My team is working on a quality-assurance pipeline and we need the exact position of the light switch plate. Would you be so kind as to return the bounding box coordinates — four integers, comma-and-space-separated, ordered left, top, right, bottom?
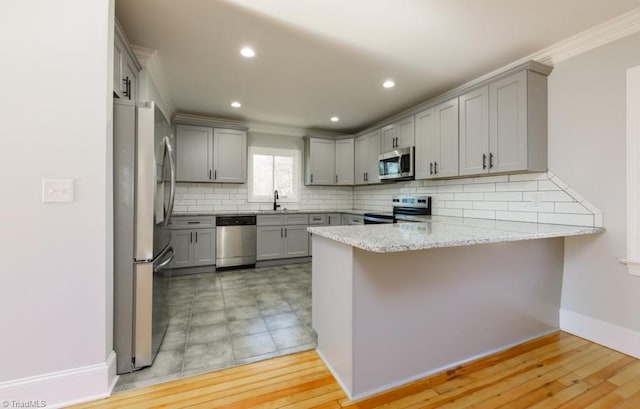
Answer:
42, 179, 74, 203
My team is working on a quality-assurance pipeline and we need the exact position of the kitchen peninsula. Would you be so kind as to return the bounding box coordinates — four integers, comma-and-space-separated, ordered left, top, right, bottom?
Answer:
308, 217, 603, 400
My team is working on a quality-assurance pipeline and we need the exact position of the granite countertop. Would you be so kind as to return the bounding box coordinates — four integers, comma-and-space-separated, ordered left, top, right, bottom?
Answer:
172, 209, 370, 217
307, 216, 604, 253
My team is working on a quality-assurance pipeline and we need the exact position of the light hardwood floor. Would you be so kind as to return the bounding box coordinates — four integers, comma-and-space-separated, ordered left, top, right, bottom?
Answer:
72, 331, 640, 408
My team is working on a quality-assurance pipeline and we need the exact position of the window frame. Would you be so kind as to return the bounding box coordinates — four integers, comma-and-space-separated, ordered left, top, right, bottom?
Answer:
247, 146, 301, 203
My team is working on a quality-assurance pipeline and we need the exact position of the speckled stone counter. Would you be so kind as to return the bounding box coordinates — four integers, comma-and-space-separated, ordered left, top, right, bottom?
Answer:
172, 209, 369, 217
307, 216, 603, 253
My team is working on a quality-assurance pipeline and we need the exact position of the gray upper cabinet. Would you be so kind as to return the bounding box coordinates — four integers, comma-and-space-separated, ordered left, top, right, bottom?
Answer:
176, 125, 213, 182
415, 98, 459, 180
305, 137, 335, 185
382, 116, 415, 151
459, 68, 548, 176
176, 125, 247, 183
113, 19, 140, 101
334, 139, 354, 185
459, 86, 490, 176
305, 137, 354, 186
489, 70, 547, 173
213, 128, 247, 183
354, 129, 381, 184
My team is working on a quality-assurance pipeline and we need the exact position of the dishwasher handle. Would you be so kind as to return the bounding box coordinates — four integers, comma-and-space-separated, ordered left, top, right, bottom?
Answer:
216, 215, 256, 226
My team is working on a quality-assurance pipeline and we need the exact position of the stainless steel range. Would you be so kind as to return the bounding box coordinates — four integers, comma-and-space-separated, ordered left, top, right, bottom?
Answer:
363, 195, 432, 224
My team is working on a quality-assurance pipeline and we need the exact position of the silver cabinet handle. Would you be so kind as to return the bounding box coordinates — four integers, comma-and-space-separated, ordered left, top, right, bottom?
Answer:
489, 153, 494, 169
209, 169, 212, 180
310, 174, 314, 183
482, 154, 487, 170
430, 162, 433, 175
190, 232, 193, 243
284, 228, 287, 238
214, 169, 217, 179
195, 231, 198, 242
434, 162, 438, 174
280, 228, 283, 238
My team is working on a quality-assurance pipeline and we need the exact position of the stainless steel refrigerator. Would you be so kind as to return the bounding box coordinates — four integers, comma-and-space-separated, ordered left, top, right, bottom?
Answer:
113, 99, 176, 374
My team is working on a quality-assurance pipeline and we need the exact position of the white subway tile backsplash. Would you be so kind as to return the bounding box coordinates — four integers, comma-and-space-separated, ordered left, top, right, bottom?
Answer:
176, 172, 600, 228
473, 201, 509, 211
446, 201, 473, 209
463, 183, 496, 193
522, 191, 573, 202
508, 201, 555, 213
463, 209, 495, 219
537, 180, 561, 191
495, 181, 538, 192
484, 192, 523, 201
495, 211, 538, 223
538, 213, 594, 227
437, 185, 464, 193
435, 208, 464, 217
454, 192, 484, 201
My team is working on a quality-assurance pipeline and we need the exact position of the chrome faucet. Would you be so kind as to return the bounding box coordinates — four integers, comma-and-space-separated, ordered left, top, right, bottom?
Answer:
273, 190, 280, 211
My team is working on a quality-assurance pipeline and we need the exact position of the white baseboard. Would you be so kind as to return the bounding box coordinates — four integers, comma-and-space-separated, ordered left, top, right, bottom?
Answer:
0, 351, 118, 409
560, 308, 640, 359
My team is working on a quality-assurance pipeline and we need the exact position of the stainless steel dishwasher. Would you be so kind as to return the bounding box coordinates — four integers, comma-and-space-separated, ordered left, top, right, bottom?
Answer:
216, 215, 257, 268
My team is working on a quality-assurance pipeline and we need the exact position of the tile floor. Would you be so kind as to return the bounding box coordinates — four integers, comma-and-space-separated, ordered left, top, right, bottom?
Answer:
114, 262, 315, 392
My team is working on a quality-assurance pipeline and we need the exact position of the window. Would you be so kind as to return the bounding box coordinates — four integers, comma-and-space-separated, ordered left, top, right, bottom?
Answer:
248, 146, 301, 202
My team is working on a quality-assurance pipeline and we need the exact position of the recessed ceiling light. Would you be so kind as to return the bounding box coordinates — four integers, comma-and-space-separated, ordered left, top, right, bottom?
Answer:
383, 80, 395, 88
240, 47, 255, 58
330, 116, 339, 122
231, 101, 242, 108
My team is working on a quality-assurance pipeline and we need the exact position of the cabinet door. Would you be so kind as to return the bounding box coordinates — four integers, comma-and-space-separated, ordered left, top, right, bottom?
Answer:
434, 98, 459, 178
213, 128, 247, 183
176, 125, 213, 182
256, 226, 284, 261
414, 107, 435, 180
335, 139, 354, 185
113, 35, 125, 98
396, 116, 415, 148
308, 138, 335, 185
354, 134, 368, 184
490, 71, 528, 173
284, 226, 309, 258
122, 57, 138, 101
381, 124, 397, 151
192, 228, 216, 266
327, 213, 342, 225
367, 129, 382, 184
459, 86, 489, 176
170, 230, 193, 269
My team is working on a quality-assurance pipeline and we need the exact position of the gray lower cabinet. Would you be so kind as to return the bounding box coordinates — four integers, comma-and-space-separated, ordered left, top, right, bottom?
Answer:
257, 225, 309, 261
342, 214, 364, 225
170, 223, 216, 269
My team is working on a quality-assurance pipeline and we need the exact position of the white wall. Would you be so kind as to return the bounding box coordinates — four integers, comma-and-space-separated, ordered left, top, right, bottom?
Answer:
548, 32, 640, 339
0, 0, 115, 405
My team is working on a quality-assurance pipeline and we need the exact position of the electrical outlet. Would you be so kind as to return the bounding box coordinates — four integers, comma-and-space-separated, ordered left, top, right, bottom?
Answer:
42, 179, 74, 203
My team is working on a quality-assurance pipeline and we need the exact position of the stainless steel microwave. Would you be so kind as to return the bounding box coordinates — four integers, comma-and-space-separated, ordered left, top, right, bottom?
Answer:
378, 146, 414, 181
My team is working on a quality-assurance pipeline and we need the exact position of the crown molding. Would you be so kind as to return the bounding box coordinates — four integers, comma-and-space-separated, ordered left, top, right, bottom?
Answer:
114, 18, 141, 72
173, 112, 348, 138
131, 45, 176, 118
355, 6, 640, 136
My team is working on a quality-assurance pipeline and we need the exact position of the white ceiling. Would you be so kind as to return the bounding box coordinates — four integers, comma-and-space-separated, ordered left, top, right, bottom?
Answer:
115, 0, 640, 133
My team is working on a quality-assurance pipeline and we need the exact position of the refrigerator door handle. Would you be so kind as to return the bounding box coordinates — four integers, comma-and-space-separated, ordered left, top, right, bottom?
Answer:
154, 247, 175, 271
163, 136, 177, 227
